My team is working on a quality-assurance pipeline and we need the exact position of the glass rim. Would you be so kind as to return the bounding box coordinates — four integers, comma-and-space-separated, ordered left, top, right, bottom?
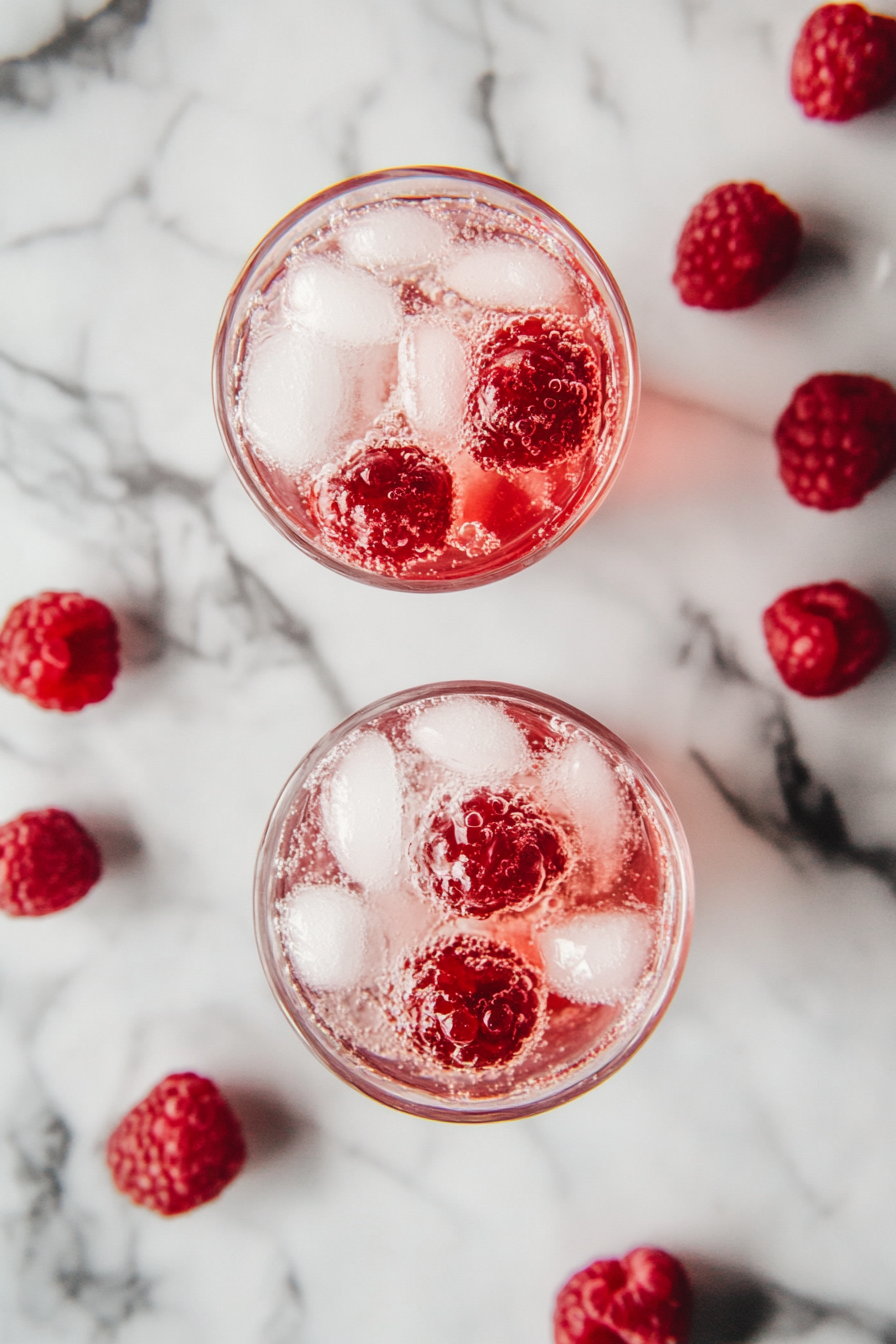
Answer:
213, 166, 640, 593
254, 679, 693, 1123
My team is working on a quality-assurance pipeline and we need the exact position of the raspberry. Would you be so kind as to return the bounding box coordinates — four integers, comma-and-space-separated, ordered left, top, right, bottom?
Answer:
554, 1247, 692, 1344
791, 4, 896, 121
312, 438, 453, 575
107, 1072, 246, 1216
0, 808, 102, 917
466, 314, 601, 471
775, 373, 896, 510
763, 581, 889, 696
0, 591, 119, 712
401, 933, 544, 1069
672, 182, 802, 311
416, 789, 566, 917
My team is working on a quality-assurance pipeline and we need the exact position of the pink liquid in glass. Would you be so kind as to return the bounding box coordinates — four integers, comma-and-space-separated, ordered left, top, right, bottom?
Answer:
214, 169, 638, 591
255, 683, 692, 1121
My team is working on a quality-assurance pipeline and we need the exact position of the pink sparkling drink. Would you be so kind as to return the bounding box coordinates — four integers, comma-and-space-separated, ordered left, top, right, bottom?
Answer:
213, 168, 639, 591
255, 683, 692, 1121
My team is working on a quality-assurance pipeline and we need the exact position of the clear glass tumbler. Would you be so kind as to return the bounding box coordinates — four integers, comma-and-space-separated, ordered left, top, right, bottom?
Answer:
255, 681, 692, 1122
214, 167, 639, 592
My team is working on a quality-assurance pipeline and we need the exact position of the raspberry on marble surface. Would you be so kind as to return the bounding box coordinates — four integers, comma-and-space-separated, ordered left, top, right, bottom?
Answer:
763, 581, 889, 697
466, 314, 601, 471
0, 809, 102, 917
401, 933, 543, 1069
0, 591, 119, 711
672, 182, 802, 311
107, 1073, 246, 1216
791, 4, 896, 121
775, 372, 896, 510
312, 438, 453, 574
554, 1246, 692, 1344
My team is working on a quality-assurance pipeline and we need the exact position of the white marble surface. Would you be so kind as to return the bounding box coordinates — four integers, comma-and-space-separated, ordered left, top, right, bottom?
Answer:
1, 1, 896, 1340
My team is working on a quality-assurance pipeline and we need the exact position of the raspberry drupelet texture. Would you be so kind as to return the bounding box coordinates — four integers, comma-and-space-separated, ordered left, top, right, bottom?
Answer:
775, 373, 896, 511
417, 789, 566, 917
106, 1073, 246, 1216
763, 581, 889, 697
672, 182, 802, 311
0, 809, 102, 917
312, 438, 453, 575
0, 592, 119, 711
467, 314, 602, 471
791, 4, 896, 121
402, 933, 544, 1069
554, 1247, 692, 1344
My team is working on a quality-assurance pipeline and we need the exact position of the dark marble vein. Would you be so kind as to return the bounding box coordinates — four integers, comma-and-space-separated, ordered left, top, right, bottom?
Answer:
0, 348, 350, 717
0, 0, 151, 110
8, 1106, 151, 1333
473, 68, 518, 182
264, 1271, 306, 1344
681, 606, 896, 893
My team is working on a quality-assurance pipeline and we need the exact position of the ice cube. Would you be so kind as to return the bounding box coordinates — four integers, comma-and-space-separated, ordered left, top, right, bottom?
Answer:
410, 696, 529, 778
442, 240, 571, 310
286, 259, 401, 347
544, 739, 627, 885
341, 205, 449, 272
537, 910, 655, 1006
322, 731, 403, 888
241, 327, 346, 470
281, 884, 369, 992
398, 320, 468, 445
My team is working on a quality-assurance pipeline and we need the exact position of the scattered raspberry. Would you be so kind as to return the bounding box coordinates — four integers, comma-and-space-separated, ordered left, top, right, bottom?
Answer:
467, 314, 601, 471
0, 808, 102, 917
672, 182, 802, 311
0, 592, 119, 712
554, 1247, 692, 1344
312, 438, 453, 575
402, 933, 543, 1069
775, 372, 896, 510
417, 789, 566, 917
791, 4, 896, 121
763, 581, 889, 696
107, 1072, 246, 1216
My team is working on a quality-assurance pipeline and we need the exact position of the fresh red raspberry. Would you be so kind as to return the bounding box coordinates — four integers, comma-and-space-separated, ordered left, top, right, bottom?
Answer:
763, 581, 889, 696
401, 933, 544, 1069
672, 182, 802, 311
0, 808, 102, 917
416, 789, 566, 917
775, 372, 896, 510
554, 1247, 692, 1344
0, 591, 119, 712
107, 1073, 246, 1216
791, 4, 896, 121
466, 314, 602, 471
312, 438, 453, 575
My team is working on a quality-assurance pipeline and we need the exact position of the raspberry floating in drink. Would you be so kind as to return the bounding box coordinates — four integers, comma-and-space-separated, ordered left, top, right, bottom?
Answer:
467, 314, 601, 472
554, 1246, 692, 1344
0, 808, 102, 917
417, 788, 566, 917
673, 181, 801, 311
775, 373, 896, 511
791, 4, 896, 122
763, 581, 889, 697
256, 683, 692, 1120
214, 169, 638, 590
312, 437, 454, 575
0, 591, 119, 712
403, 933, 544, 1069
106, 1072, 246, 1216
